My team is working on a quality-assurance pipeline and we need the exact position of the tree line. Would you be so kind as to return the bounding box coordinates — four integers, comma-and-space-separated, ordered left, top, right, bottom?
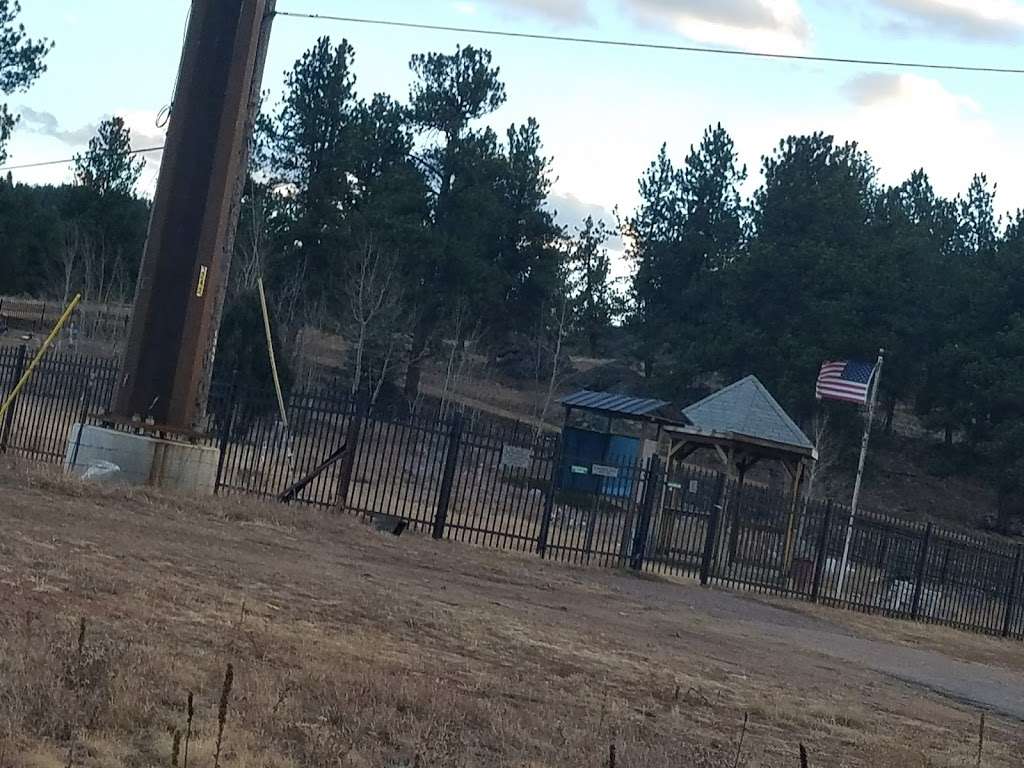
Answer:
4, 13, 1024, 527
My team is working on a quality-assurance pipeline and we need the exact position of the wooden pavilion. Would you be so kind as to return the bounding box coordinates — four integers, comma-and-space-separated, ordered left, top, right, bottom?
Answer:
657, 375, 817, 570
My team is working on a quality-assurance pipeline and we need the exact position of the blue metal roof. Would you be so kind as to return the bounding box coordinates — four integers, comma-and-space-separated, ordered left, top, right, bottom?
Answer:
560, 390, 682, 421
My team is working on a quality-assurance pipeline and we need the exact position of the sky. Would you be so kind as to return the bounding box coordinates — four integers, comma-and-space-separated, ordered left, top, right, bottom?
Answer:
8, 0, 1024, 258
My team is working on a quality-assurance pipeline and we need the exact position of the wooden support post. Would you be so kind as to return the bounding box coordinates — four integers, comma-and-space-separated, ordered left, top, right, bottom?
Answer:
726, 465, 748, 564
700, 473, 728, 586
782, 460, 805, 574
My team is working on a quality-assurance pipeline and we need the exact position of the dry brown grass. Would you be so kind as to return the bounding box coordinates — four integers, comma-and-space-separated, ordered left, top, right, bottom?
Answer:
0, 458, 1021, 767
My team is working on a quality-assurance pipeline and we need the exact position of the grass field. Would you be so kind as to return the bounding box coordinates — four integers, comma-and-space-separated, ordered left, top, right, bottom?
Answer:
1, 458, 1022, 767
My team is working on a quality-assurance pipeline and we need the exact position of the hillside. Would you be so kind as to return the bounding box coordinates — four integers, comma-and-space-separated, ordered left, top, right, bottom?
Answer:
408, 353, 1003, 535
0, 300, 1006, 535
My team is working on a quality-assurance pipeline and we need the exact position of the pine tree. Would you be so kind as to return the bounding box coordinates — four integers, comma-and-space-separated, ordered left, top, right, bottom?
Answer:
74, 117, 144, 196
0, 0, 52, 163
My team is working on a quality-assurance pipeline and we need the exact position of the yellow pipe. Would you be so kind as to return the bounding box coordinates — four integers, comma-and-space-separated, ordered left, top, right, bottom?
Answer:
257, 277, 288, 429
0, 293, 82, 423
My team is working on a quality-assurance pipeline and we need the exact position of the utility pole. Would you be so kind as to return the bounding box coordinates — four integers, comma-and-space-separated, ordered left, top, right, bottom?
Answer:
113, 0, 276, 432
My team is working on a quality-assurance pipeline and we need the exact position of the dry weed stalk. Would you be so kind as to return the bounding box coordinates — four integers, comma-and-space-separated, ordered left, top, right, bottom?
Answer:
976, 712, 986, 768
731, 713, 748, 768
213, 663, 234, 768
183, 691, 194, 768
76, 618, 86, 657
170, 729, 181, 767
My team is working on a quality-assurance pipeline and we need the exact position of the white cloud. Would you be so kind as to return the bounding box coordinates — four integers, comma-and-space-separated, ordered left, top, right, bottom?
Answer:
837, 74, 1014, 203
547, 191, 625, 249
872, 0, 1024, 41
468, 0, 810, 49
475, 0, 591, 25
17, 107, 97, 145
453, 2, 477, 14
9, 108, 166, 195
727, 73, 1022, 213
623, 0, 810, 54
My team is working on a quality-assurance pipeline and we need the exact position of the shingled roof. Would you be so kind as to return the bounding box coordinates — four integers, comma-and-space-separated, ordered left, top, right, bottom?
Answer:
682, 375, 813, 452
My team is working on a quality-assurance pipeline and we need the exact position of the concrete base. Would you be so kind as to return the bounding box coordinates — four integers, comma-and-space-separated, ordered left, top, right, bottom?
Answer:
64, 424, 219, 495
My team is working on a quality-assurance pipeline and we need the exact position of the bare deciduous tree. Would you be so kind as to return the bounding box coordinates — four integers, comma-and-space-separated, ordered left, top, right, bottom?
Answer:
535, 294, 571, 433
59, 222, 80, 306
806, 409, 841, 504
345, 238, 399, 398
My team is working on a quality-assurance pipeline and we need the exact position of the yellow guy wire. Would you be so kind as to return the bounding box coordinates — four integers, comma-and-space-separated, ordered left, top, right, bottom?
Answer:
257, 277, 288, 429
0, 293, 82, 423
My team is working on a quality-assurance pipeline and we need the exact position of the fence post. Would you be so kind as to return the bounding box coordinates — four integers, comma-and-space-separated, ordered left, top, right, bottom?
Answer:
432, 414, 464, 540
1, 344, 27, 454
810, 500, 834, 604
334, 392, 369, 513
629, 455, 662, 571
1002, 547, 1022, 638
67, 362, 98, 474
212, 373, 240, 496
700, 472, 728, 587
537, 435, 563, 558
910, 522, 934, 620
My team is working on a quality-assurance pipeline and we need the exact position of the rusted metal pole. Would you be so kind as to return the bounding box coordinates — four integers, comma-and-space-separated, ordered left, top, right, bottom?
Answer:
114, 0, 276, 432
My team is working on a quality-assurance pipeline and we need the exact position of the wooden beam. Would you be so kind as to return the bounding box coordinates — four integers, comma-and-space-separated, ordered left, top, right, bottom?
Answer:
782, 460, 806, 574
714, 444, 731, 469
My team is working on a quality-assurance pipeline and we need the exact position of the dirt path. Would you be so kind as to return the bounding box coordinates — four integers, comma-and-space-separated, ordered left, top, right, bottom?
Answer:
594, 577, 1024, 721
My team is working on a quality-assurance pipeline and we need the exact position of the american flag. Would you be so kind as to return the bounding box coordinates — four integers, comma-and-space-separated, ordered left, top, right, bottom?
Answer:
816, 360, 875, 404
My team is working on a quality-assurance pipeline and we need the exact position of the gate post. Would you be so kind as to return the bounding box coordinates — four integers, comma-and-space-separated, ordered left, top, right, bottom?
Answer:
810, 500, 834, 604
629, 455, 662, 571
67, 361, 99, 474
700, 472, 728, 586
537, 435, 563, 558
334, 392, 369, 513
1, 344, 27, 454
910, 522, 934, 620
432, 414, 464, 540
1002, 547, 1022, 638
212, 371, 240, 495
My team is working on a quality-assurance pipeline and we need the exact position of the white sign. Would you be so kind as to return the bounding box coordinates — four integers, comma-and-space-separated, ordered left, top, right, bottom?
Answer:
689, 480, 699, 494
500, 444, 533, 470
571, 465, 590, 475
591, 464, 620, 479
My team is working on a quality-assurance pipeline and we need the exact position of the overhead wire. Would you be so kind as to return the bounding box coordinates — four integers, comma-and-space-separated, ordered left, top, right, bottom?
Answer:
274, 10, 1024, 76
0, 145, 166, 173
8, 8, 1020, 175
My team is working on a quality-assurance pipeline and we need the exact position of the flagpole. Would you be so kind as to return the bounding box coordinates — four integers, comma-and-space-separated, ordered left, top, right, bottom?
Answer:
835, 348, 885, 600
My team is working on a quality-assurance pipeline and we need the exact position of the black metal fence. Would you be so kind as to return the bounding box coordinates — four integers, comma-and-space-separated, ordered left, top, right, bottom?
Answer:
3, 345, 1023, 640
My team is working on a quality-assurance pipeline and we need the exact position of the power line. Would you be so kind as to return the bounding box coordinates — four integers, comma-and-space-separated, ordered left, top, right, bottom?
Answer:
0, 145, 166, 173
275, 10, 1024, 76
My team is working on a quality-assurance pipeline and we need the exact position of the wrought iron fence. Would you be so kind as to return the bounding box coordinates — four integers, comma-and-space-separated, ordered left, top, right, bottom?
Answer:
2, 344, 1023, 641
